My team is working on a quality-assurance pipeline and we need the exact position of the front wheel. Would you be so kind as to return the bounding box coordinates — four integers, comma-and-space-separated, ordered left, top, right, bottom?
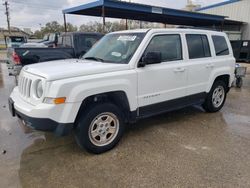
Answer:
203, 80, 227, 113
75, 103, 125, 154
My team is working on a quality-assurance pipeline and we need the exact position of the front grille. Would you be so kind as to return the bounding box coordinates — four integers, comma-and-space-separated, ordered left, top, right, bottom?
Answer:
18, 75, 32, 98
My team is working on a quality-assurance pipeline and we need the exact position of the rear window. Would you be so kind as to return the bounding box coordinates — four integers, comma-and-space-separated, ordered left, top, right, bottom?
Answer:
78, 35, 101, 51
212, 35, 229, 56
10, 37, 25, 43
63, 36, 72, 47
186, 34, 211, 59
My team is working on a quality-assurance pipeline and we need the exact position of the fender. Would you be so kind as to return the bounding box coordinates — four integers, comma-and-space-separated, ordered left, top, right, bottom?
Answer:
47, 71, 138, 120
206, 66, 234, 92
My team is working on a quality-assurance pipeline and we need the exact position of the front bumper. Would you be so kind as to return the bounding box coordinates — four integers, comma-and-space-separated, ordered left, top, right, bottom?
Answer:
9, 88, 75, 136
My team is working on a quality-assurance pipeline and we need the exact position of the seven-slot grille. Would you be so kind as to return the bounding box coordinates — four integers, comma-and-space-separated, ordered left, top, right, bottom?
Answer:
18, 75, 32, 98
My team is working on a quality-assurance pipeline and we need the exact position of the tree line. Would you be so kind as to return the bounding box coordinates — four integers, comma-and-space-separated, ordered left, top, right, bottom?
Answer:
33, 20, 165, 38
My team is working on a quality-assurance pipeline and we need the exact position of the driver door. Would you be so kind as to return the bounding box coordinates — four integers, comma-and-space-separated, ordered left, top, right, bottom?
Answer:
136, 34, 188, 117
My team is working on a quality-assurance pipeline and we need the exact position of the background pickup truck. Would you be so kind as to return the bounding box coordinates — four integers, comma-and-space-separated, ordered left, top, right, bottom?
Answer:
21, 32, 60, 48
7, 32, 103, 76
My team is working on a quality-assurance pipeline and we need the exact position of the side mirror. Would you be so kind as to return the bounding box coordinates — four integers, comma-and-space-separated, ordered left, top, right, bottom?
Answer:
139, 52, 162, 67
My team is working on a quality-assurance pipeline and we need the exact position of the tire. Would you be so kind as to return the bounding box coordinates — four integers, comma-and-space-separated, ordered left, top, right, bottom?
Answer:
202, 80, 227, 113
74, 102, 125, 154
236, 77, 243, 88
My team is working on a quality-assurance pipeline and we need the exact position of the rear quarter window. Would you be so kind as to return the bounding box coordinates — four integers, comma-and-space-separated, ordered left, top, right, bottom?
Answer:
212, 35, 229, 56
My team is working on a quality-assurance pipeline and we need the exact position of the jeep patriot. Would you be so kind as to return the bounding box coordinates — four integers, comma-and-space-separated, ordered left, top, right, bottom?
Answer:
9, 29, 235, 153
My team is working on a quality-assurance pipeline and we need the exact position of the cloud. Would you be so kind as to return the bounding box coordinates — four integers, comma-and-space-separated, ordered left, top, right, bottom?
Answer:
0, 0, 225, 31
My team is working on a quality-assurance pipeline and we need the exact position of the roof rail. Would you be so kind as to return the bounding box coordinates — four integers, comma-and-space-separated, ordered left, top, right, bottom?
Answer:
177, 26, 220, 31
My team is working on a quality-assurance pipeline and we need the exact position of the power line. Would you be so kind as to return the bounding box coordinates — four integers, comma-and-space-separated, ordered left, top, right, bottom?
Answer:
3, 1, 11, 33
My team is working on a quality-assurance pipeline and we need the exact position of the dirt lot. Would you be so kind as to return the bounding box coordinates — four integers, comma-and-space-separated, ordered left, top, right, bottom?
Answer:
0, 62, 250, 188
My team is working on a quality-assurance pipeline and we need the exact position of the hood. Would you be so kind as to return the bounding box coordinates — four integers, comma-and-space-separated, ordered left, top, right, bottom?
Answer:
23, 59, 130, 81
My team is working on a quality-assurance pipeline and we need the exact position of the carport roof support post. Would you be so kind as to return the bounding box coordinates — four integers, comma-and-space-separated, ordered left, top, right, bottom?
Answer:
102, 5, 105, 33
63, 13, 67, 33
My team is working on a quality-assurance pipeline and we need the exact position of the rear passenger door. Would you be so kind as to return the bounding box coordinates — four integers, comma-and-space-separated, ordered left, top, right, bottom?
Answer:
185, 34, 213, 95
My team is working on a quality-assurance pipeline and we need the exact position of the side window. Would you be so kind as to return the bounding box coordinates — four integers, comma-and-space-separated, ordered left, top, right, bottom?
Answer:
57, 36, 63, 46
144, 34, 182, 62
212, 35, 229, 56
63, 36, 72, 47
186, 34, 211, 59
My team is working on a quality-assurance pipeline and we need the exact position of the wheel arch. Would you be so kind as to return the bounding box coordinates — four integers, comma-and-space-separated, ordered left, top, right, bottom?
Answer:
74, 91, 132, 128
207, 74, 231, 93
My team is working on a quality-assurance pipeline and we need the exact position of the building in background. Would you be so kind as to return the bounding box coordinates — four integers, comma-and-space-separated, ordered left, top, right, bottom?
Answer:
0, 27, 31, 49
196, 0, 250, 40
184, 0, 201, 12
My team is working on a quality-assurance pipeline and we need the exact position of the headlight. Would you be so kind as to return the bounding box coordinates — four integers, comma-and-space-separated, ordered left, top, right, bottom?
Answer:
36, 80, 44, 98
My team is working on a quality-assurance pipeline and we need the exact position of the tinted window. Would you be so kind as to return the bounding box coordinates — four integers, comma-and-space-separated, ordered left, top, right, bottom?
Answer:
212, 35, 229, 56
10, 37, 25, 43
186, 34, 211, 59
144, 35, 182, 62
78, 35, 100, 51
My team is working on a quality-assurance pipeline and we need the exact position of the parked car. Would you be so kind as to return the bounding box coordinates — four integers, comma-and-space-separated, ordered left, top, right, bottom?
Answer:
21, 32, 60, 48
5, 35, 27, 48
6, 32, 103, 76
9, 29, 235, 154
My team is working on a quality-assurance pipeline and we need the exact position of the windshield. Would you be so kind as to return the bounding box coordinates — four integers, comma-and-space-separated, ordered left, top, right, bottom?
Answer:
82, 32, 145, 64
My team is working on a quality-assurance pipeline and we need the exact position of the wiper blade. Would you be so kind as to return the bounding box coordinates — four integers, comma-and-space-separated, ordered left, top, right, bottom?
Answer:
84, 57, 104, 62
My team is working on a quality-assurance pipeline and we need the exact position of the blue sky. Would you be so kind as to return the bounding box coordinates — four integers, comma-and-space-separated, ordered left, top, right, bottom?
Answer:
0, 0, 226, 31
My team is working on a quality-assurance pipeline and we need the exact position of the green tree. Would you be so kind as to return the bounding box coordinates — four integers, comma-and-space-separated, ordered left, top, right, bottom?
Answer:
33, 21, 78, 38
79, 21, 126, 33
65, 23, 78, 32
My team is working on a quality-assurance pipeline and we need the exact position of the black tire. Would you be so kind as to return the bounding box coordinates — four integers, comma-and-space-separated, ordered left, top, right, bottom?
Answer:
236, 77, 243, 88
74, 102, 125, 154
202, 80, 227, 113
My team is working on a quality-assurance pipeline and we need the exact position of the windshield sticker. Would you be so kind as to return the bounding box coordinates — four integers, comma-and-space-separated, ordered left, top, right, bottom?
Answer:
117, 35, 137, 41
111, 52, 122, 57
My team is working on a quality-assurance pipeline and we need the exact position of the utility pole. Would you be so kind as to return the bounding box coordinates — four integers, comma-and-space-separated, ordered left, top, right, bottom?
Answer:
3, 1, 11, 34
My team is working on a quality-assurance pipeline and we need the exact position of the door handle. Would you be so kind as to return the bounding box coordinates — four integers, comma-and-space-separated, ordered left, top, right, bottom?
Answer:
206, 63, 215, 68
174, 67, 186, 72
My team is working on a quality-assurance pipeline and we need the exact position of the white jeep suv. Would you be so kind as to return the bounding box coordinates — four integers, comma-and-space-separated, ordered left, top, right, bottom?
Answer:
9, 29, 235, 153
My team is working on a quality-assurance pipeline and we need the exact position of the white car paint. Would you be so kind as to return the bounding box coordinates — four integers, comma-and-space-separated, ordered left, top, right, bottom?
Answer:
10, 28, 235, 125
20, 42, 47, 48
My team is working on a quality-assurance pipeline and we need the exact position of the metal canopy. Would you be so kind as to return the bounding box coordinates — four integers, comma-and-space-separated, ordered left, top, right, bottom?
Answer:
63, 0, 242, 27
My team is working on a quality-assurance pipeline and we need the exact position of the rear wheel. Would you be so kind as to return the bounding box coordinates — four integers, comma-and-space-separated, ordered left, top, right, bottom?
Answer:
203, 80, 227, 112
75, 103, 125, 154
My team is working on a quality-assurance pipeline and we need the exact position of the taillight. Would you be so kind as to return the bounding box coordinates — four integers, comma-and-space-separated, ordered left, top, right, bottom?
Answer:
12, 51, 21, 65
